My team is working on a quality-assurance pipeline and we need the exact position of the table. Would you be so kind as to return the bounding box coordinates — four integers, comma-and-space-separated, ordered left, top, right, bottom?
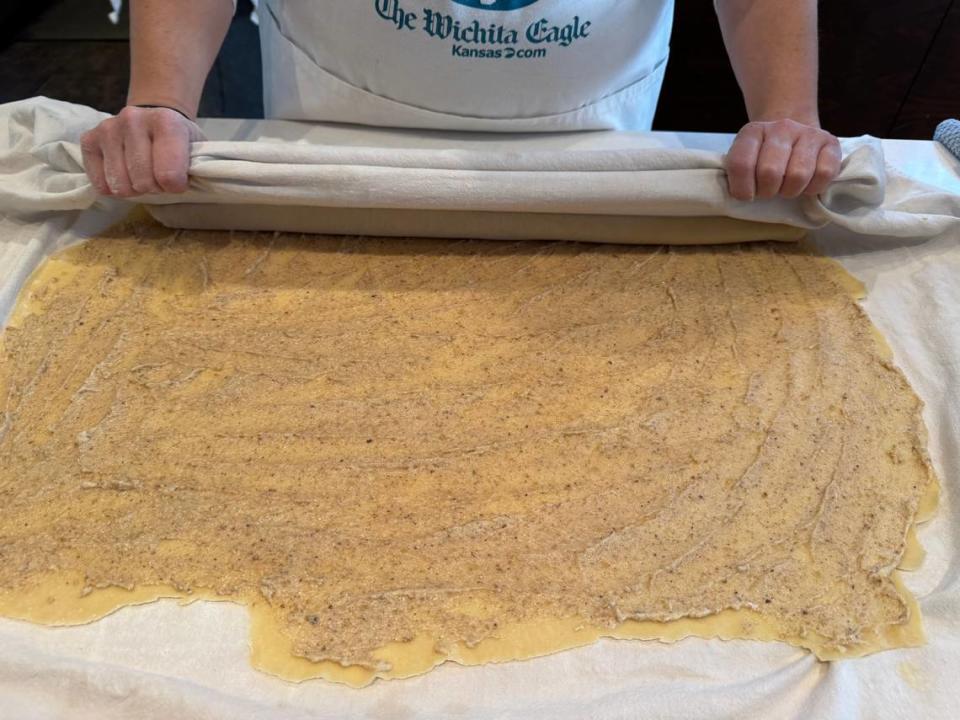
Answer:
0, 122, 958, 720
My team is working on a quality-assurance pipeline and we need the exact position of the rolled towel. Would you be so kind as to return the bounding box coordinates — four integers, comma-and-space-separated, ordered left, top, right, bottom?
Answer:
2, 97, 958, 240
934, 119, 960, 160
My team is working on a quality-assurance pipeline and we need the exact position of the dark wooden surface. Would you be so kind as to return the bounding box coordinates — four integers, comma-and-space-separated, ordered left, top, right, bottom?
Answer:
653, 0, 960, 138
0, 1, 56, 48
891, 0, 960, 137
1, 1, 957, 139
818, 0, 956, 137
0, 41, 130, 111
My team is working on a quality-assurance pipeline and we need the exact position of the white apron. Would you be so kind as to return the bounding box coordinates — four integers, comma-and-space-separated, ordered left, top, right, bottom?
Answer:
258, 0, 674, 132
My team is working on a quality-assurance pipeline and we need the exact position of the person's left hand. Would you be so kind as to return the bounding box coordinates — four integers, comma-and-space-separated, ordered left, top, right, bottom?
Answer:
725, 119, 842, 202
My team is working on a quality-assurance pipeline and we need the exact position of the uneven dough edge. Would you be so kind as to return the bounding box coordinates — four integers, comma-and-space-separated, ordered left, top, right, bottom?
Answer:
0, 241, 939, 688
0, 368, 939, 688
0, 556, 933, 689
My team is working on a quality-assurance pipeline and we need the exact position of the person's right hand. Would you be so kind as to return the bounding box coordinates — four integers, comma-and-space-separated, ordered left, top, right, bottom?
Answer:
81, 105, 203, 197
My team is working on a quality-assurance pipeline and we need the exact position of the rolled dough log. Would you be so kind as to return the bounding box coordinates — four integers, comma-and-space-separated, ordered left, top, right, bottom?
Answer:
147, 205, 807, 244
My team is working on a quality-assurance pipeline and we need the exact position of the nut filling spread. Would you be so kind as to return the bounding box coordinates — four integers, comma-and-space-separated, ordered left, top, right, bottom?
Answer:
0, 221, 938, 686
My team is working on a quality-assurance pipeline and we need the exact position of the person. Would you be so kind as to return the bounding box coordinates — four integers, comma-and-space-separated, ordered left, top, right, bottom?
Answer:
81, 0, 842, 204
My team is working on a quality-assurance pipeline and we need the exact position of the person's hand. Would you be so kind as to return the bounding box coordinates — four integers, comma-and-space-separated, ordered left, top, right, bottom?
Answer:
725, 119, 841, 202
80, 105, 203, 197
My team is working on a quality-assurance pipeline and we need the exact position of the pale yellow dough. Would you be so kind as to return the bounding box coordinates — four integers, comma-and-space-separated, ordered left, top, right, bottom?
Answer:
0, 220, 938, 687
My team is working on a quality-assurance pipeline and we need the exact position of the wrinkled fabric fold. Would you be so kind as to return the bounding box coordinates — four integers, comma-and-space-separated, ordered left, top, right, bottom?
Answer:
1, 97, 957, 241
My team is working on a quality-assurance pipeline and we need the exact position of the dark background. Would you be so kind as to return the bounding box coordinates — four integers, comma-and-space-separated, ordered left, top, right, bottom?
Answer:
1, 0, 957, 138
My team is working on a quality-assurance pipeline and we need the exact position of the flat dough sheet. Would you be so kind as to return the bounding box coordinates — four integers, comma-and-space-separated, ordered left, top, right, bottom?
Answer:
0, 219, 937, 687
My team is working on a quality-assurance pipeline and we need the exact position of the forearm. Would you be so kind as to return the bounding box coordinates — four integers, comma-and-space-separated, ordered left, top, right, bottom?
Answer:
714, 0, 820, 126
127, 0, 235, 119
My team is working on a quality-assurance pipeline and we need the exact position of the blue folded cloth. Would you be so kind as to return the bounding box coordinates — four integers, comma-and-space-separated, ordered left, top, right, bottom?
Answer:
934, 119, 960, 160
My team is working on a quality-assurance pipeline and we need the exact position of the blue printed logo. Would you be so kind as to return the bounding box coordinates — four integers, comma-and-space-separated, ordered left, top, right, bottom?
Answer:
372, 0, 590, 59
451, 0, 540, 10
